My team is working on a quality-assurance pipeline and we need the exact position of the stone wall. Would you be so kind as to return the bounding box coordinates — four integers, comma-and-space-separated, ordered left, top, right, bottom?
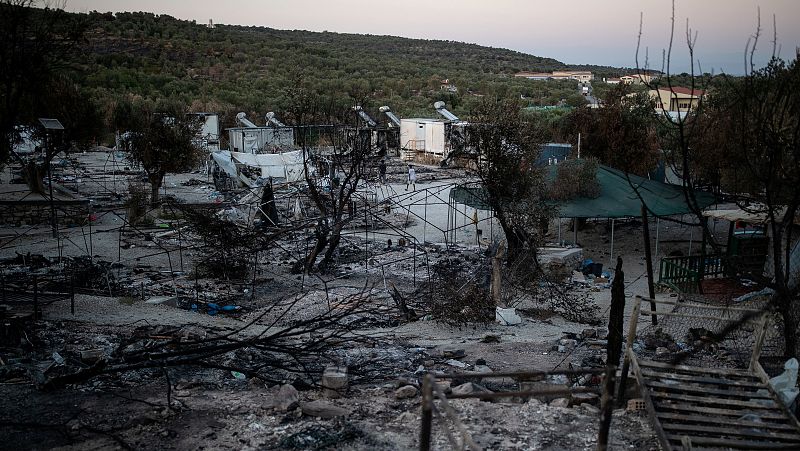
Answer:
0, 201, 90, 226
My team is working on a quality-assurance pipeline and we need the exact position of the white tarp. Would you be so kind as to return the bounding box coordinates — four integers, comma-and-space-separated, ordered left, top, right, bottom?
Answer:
211, 151, 238, 178
230, 150, 306, 182
12, 126, 40, 154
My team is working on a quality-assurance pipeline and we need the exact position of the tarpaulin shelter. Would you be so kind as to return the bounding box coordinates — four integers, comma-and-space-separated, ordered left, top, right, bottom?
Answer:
449, 164, 715, 218
230, 150, 305, 182
210, 150, 306, 184
449, 163, 717, 274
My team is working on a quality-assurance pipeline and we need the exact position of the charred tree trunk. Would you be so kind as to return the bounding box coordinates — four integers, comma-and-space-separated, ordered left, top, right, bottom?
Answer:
23, 160, 46, 195
598, 257, 625, 451
322, 220, 345, 268
777, 289, 797, 358
295, 219, 330, 274
149, 172, 164, 208
771, 220, 797, 357
493, 208, 530, 266
259, 180, 279, 226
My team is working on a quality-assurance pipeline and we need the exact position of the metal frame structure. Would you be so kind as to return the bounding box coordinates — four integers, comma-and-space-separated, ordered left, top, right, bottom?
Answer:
621, 295, 800, 450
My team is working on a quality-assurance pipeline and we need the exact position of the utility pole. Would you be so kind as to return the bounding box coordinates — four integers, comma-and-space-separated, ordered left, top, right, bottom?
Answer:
39, 118, 65, 239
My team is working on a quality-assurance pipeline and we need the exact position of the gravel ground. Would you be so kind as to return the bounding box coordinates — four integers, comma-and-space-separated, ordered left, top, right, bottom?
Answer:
1, 150, 733, 449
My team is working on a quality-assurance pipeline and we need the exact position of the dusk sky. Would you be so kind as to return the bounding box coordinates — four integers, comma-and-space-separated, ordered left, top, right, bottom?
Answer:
66, 0, 800, 74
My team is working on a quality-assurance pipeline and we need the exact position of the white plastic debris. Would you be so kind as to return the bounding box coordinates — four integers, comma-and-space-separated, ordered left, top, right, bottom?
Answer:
52, 352, 65, 365
769, 358, 799, 407
495, 307, 522, 326
445, 359, 468, 369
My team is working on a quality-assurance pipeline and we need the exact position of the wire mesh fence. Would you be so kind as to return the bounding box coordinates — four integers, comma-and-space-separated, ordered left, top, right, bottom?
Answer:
636, 293, 781, 369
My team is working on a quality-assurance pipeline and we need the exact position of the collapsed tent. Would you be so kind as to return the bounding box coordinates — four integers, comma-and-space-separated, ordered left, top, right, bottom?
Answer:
211, 151, 238, 178
211, 150, 306, 183
450, 164, 716, 218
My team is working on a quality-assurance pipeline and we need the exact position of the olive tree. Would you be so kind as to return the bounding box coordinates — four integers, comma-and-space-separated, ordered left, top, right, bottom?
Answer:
115, 100, 203, 207
460, 98, 553, 266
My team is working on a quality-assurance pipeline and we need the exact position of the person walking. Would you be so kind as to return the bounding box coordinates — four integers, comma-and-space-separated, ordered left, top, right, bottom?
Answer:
406, 164, 416, 191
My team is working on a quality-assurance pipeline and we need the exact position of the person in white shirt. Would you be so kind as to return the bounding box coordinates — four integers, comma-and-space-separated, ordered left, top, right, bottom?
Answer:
406, 164, 416, 191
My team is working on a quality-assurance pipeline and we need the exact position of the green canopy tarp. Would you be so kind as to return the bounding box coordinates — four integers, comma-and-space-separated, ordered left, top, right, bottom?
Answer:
449, 164, 716, 218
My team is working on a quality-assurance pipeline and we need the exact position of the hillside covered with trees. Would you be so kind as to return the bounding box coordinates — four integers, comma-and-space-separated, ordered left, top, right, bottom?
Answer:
67, 11, 619, 131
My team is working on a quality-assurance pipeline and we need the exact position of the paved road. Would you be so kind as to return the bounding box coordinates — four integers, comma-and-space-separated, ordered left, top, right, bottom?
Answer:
581, 82, 598, 106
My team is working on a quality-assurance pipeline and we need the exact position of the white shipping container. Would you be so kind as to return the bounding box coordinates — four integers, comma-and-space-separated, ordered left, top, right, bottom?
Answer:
227, 127, 295, 153
400, 118, 448, 155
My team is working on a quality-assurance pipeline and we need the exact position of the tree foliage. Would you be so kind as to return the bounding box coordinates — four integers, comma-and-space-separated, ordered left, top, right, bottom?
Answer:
565, 85, 659, 176
684, 57, 800, 356
461, 99, 553, 265
0, 0, 87, 167
549, 158, 601, 201
41, 9, 627, 138
115, 99, 203, 206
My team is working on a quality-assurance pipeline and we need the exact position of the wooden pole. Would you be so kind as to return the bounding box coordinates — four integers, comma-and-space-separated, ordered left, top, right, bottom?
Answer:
616, 296, 642, 407
597, 257, 625, 450
573, 218, 578, 245
640, 206, 658, 325
492, 240, 506, 307
750, 314, 768, 371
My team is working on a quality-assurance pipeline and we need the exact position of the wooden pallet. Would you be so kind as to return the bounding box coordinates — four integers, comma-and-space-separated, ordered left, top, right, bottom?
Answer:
622, 296, 800, 450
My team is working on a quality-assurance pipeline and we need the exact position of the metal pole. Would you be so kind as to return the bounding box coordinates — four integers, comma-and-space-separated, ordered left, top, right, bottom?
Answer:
88, 208, 93, 259
70, 272, 75, 315
423, 188, 428, 244
178, 221, 184, 272
33, 275, 39, 320
47, 138, 58, 239
112, 149, 117, 194
413, 245, 417, 288
445, 196, 451, 246
641, 206, 657, 325
118, 221, 123, 266
610, 219, 615, 263
558, 218, 562, 246
573, 218, 578, 245
655, 217, 660, 259
699, 227, 707, 293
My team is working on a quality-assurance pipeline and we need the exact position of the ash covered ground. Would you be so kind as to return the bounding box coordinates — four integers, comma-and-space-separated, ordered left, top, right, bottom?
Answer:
0, 150, 730, 450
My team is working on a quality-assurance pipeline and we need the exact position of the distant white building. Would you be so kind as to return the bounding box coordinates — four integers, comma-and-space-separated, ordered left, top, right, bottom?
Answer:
515, 70, 594, 82
440, 79, 458, 93
188, 113, 220, 152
